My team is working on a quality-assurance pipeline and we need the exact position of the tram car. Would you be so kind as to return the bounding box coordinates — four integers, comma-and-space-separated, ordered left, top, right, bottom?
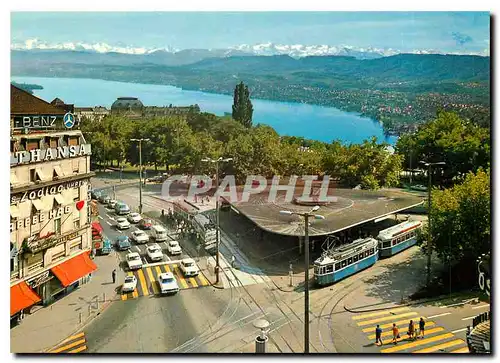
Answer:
377, 220, 422, 258
313, 237, 379, 286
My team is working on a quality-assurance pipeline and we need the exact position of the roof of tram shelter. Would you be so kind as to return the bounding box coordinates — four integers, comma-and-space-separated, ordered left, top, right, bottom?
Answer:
228, 187, 425, 237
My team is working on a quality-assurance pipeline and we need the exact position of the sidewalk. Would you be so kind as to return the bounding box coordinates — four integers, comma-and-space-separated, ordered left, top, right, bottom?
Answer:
10, 251, 124, 353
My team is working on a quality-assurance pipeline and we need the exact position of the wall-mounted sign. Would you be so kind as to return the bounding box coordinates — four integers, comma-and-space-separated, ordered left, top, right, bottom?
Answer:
478, 255, 490, 297
10, 205, 73, 232
24, 230, 82, 254
12, 115, 61, 129
26, 271, 52, 288
11, 144, 91, 166
63, 113, 76, 129
10, 179, 88, 205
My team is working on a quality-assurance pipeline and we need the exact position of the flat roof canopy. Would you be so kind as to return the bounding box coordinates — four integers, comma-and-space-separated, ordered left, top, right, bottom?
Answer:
230, 188, 424, 237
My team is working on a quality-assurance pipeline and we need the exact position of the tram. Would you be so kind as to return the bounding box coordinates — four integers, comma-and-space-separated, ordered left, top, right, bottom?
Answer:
313, 237, 379, 285
377, 220, 422, 258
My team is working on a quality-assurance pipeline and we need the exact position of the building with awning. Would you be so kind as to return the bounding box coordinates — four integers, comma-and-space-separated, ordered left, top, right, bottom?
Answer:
10, 84, 96, 314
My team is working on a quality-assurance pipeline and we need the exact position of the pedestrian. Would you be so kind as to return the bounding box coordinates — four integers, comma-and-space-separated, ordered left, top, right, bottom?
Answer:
408, 319, 415, 340
231, 255, 236, 268
112, 269, 116, 284
419, 317, 425, 339
375, 324, 383, 346
391, 323, 399, 344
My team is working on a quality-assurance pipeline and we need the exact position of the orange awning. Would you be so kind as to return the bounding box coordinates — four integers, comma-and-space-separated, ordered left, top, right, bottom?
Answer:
11, 281, 41, 316
51, 252, 97, 287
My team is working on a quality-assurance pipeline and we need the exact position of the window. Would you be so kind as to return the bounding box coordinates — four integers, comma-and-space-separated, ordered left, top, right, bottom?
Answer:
353, 255, 359, 263
341, 260, 347, 268
383, 241, 391, 248
52, 250, 65, 261
73, 219, 80, 230
370, 248, 374, 255
54, 218, 61, 235
72, 160, 79, 173
326, 264, 334, 273
335, 263, 341, 271
68, 137, 79, 146
49, 138, 58, 148
30, 169, 37, 182
70, 242, 82, 253
348, 257, 353, 265
364, 251, 369, 258
26, 139, 39, 151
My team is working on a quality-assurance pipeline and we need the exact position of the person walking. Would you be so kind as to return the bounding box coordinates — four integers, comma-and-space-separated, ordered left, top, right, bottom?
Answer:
408, 320, 415, 340
391, 323, 399, 344
112, 269, 117, 284
375, 325, 383, 346
419, 317, 425, 339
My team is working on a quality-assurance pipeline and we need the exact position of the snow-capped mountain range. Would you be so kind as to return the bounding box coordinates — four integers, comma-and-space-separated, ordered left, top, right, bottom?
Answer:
10, 38, 490, 58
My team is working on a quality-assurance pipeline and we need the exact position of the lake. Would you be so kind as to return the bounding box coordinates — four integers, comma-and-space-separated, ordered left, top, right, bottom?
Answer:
11, 76, 397, 145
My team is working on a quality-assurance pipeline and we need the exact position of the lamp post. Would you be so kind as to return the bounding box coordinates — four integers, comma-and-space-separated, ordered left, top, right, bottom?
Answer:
420, 160, 446, 287
201, 157, 233, 285
280, 206, 325, 354
130, 138, 150, 214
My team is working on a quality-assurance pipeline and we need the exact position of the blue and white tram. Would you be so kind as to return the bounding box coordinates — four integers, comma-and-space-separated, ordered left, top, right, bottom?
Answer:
313, 237, 379, 286
377, 220, 422, 258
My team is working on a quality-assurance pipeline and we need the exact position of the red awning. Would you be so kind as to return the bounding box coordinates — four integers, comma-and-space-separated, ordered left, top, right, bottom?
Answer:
11, 281, 41, 316
91, 221, 103, 234
51, 252, 97, 287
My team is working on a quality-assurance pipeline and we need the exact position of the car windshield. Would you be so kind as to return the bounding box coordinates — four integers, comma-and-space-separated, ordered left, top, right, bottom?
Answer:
149, 247, 160, 253
125, 276, 134, 283
170, 242, 178, 247
118, 218, 126, 222
161, 278, 174, 284
135, 231, 145, 236
128, 255, 140, 261
184, 262, 194, 267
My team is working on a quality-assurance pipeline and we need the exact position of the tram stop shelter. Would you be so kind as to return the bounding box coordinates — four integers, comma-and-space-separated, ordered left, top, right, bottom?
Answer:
228, 187, 424, 241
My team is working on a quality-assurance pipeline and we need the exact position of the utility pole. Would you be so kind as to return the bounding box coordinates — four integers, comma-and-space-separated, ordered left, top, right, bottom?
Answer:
131, 138, 150, 214
420, 160, 445, 287
280, 206, 325, 353
201, 157, 233, 285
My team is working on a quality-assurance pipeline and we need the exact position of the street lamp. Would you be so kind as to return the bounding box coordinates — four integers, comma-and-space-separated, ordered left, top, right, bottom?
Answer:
420, 160, 446, 287
280, 206, 325, 354
201, 157, 233, 285
130, 138, 150, 214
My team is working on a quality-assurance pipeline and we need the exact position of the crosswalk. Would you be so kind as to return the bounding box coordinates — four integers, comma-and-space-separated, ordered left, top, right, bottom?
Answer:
352, 307, 470, 353
121, 263, 211, 300
47, 332, 87, 353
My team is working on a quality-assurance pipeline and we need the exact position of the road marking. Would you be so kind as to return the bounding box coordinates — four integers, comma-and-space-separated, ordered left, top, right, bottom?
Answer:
427, 312, 451, 319
163, 242, 169, 249
367, 322, 436, 339
137, 269, 149, 296
413, 339, 465, 353
450, 347, 470, 353
105, 221, 112, 226
189, 277, 198, 288
461, 315, 477, 321
146, 267, 160, 294
48, 339, 86, 353
68, 345, 87, 353
440, 298, 478, 309
121, 294, 128, 301
352, 307, 410, 320
451, 328, 468, 334
98, 215, 103, 220
472, 304, 490, 310
132, 289, 139, 298
134, 246, 141, 253
58, 332, 85, 344
162, 265, 171, 273
197, 273, 210, 286
173, 267, 189, 289
362, 319, 434, 333
380, 327, 444, 345
357, 312, 418, 326
380, 333, 454, 353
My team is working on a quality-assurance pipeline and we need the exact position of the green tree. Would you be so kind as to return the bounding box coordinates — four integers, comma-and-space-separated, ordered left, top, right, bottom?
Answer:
232, 81, 253, 128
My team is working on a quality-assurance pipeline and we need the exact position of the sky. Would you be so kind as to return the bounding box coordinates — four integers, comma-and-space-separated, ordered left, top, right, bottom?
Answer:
10, 12, 490, 54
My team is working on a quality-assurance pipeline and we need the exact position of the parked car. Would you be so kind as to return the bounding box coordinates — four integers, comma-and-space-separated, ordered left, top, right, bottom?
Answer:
157, 272, 179, 295
411, 184, 428, 192
122, 275, 137, 293
107, 199, 118, 209
99, 194, 111, 204
126, 252, 143, 270
146, 175, 163, 183
98, 237, 112, 255
146, 243, 164, 262
151, 225, 168, 242
167, 240, 182, 256
180, 258, 199, 277
115, 202, 130, 215
90, 190, 101, 200
115, 236, 131, 251
131, 230, 149, 244
116, 217, 131, 230
138, 218, 153, 230
127, 212, 142, 224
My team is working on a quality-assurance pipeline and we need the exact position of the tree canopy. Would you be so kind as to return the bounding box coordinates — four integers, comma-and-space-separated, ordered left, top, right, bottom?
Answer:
232, 81, 253, 128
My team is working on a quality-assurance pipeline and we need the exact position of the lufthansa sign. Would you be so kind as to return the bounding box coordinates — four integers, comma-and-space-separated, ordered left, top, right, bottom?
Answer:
10, 144, 92, 166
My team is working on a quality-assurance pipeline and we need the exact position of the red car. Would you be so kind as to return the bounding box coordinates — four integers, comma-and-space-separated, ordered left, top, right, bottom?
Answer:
139, 218, 153, 230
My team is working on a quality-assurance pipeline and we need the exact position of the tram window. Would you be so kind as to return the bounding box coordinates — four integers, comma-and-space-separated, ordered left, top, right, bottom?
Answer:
364, 251, 369, 258
392, 239, 397, 246
341, 260, 347, 268
383, 241, 391, 248
335, 263, 341, 270
353, 255, 358, 262
359, 253, 364, 260
370, 248, 374, 255
348, 257, 353, 265
326, 265, 333, 273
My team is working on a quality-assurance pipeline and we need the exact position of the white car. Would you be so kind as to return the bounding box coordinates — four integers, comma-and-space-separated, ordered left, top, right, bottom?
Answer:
180, 258, 199, 277
157, 272, 179, 295
127, 212, 142, 224
116, 217, 131, 230
167, 240, 182, 256
108, 199, 118, 209
131, 230, 149, 244
126, 252, 143, 270
122, 275, 137, 293
146, 243, 164, 262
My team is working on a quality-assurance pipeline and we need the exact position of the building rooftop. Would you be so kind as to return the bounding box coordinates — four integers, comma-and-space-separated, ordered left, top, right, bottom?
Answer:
230, 187, 424, 237
10, 85, 66, 115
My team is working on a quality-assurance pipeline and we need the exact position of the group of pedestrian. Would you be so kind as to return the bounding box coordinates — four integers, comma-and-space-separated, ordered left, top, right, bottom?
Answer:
375, 317, 425, 346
